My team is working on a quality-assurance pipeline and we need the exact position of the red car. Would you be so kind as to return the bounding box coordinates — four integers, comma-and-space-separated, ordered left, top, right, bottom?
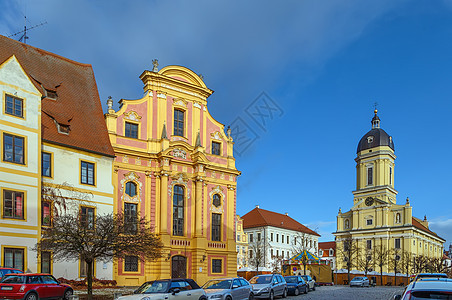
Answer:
0, 273, 73, 300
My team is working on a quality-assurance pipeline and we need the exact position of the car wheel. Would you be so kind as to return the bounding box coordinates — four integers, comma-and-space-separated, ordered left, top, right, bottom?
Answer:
25, 293, 38, 300
294, 288, 299, 296
226, 296, 232, 300
63, 289, 73, 300
249, 293, 254, 300
199, 297, 207, 300
312, 285, 315, 291
282, 289, 287, 298
269, 290, 274, 300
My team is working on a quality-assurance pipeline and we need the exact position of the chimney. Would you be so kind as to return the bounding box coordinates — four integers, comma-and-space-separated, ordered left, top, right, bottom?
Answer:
255, 205, 259, 209
285, 212, 288, 216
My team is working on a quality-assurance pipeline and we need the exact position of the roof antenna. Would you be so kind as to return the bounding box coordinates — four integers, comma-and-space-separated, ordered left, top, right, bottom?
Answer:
8, 15, 47, 44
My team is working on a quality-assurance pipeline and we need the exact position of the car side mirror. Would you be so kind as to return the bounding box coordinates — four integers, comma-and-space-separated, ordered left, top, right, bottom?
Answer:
393, 295, 401, 300
172, 288, 181, 295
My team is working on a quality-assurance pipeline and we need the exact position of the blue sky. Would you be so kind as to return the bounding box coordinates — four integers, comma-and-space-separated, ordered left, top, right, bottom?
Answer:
2, 0, 452, 247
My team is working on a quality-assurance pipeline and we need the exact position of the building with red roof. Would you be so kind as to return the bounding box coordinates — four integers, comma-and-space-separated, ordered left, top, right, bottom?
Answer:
241, 206, 320, 271
318, 241, 336, 270
0, 35, 114, 279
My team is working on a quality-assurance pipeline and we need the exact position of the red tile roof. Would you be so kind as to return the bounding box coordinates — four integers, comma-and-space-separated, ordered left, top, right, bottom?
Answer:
319, 241, 336, 250
412, 217, 444, 241
241, 207, 320, 236
0, 35, 114, 157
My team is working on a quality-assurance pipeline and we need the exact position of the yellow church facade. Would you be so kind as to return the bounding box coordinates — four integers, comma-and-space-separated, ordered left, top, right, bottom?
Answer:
105, 63, 240, 286
334, 111, 444, 274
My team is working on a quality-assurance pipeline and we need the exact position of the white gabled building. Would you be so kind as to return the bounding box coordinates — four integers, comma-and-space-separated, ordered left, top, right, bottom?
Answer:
241, 206, 320, 271
0, 35, 115, 279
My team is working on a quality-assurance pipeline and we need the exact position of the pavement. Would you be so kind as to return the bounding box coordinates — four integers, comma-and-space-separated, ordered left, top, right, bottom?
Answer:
286, 285, 404, 300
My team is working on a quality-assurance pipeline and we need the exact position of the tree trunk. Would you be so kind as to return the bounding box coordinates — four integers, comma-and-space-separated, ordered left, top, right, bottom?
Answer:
87, 259, 93, 300
380, 266, 383, 286
304, 263, 306, 275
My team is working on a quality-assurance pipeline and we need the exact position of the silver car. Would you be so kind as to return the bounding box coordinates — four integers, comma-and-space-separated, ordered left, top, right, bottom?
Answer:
349, 276, 370, 287
249, 274, 287, 300
203, 278, 253, 300
117, 279, 207, 300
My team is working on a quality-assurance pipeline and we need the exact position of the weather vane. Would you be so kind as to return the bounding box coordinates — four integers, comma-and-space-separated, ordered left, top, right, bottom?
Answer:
374, 102, 378, 111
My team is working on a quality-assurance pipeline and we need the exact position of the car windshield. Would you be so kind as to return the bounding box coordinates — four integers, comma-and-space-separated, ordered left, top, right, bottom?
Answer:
351, 277, 362, 281
284, 277, 298, 283
203, 280, 232, 289
250, 276, 272, 284
0, 275, 26, 284
135, 281, 169, 294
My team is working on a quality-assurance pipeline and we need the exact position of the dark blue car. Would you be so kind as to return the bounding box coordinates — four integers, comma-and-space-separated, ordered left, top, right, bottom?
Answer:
0, 267, 23, 278
283, 276, 308, 296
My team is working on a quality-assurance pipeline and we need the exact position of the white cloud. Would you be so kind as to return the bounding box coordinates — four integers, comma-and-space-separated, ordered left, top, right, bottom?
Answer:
427, 217, 452, 248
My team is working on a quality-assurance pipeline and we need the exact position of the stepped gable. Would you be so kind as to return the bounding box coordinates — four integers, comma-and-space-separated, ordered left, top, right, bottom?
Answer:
0, 35, 114, 157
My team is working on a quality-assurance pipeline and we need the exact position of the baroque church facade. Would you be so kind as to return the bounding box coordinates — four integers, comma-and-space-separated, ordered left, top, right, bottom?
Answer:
105, 63, 240, 285
334, 110, 444, 273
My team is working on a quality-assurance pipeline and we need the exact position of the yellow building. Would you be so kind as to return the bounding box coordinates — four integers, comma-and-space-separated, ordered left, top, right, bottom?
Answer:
334, 110, 445, 273
236, 215, 248, 270
105, 62, 240, 285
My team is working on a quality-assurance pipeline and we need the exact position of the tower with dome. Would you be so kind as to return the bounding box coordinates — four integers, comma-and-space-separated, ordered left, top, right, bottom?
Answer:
334, 110, 445, 275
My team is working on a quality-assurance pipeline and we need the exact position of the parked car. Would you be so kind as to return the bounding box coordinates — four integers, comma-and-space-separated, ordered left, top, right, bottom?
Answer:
0, 268, 23, 278
0, 273, 73, 300
349, 277, 370, 287
394, 278, 452, 300
249, 274, 287, 300
283, 276, 308, 295
117, 279, 206, 300
300, 275, 315, 291
203, 278, 253, 300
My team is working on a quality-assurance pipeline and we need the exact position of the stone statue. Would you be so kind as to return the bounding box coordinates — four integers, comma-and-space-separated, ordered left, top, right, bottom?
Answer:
152, 59, 159, 72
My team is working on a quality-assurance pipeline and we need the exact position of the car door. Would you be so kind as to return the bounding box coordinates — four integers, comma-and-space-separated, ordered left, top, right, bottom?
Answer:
239, 279, 251, 300
169, 280, 202, 300
231, 279, 242, 300
41, 275, 63, 299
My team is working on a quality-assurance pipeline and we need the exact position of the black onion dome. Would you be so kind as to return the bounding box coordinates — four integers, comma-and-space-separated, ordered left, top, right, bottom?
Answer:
357, 110, 395, 153
357, 128, 394, 153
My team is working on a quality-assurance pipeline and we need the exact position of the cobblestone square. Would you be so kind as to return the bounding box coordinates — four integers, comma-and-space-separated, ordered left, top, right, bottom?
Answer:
286, 285, 404, 300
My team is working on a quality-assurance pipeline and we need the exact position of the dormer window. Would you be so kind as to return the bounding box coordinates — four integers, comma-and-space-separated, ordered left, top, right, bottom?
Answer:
57, 123, 70, 134
45, 89, 58, 100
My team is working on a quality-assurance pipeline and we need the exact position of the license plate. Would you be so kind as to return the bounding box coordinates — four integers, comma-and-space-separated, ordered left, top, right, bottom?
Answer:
1, 287, 13, 290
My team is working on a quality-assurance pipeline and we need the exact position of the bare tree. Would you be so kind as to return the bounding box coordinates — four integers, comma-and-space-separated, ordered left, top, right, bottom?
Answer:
400, 250, 412, 279
36, 185, 163, 299
388, 248, 402, 286
270, 255, 284, 273
429, 256, 449, 274
374, 243, 389, 286
291, 231, 317, 275
412, 255, 428, 274
337, 237, 359, 283
248, 238, 269, 273
356, 247, 373, 277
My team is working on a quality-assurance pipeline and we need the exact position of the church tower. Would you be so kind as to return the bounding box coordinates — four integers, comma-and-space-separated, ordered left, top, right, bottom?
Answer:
353, 110, 397, 206
334, 110, 445, 279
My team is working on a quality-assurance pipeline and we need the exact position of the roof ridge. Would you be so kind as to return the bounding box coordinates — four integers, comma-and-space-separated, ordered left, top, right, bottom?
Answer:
1, 35, 93, 68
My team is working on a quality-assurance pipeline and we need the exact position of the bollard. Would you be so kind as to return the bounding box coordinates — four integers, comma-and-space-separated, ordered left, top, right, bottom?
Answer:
114, 292, 122, 299
68, 295, 79, 300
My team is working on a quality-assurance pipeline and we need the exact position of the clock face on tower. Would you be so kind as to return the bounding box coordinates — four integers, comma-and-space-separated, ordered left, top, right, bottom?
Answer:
365, 197, 374, 206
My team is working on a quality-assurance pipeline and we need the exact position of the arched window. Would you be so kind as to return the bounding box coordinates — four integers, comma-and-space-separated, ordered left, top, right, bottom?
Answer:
345, 219, 350, 229
212, 194, 221, 207
173, 185, 184, 236
396, 213, 401, 224
125, 182, 137, 197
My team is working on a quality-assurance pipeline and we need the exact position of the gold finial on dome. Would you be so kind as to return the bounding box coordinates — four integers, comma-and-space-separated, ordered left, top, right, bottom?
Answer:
374, 109, 378, 115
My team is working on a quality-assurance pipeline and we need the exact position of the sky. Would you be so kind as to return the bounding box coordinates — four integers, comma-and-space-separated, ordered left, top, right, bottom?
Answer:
1, 0, 452, 247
